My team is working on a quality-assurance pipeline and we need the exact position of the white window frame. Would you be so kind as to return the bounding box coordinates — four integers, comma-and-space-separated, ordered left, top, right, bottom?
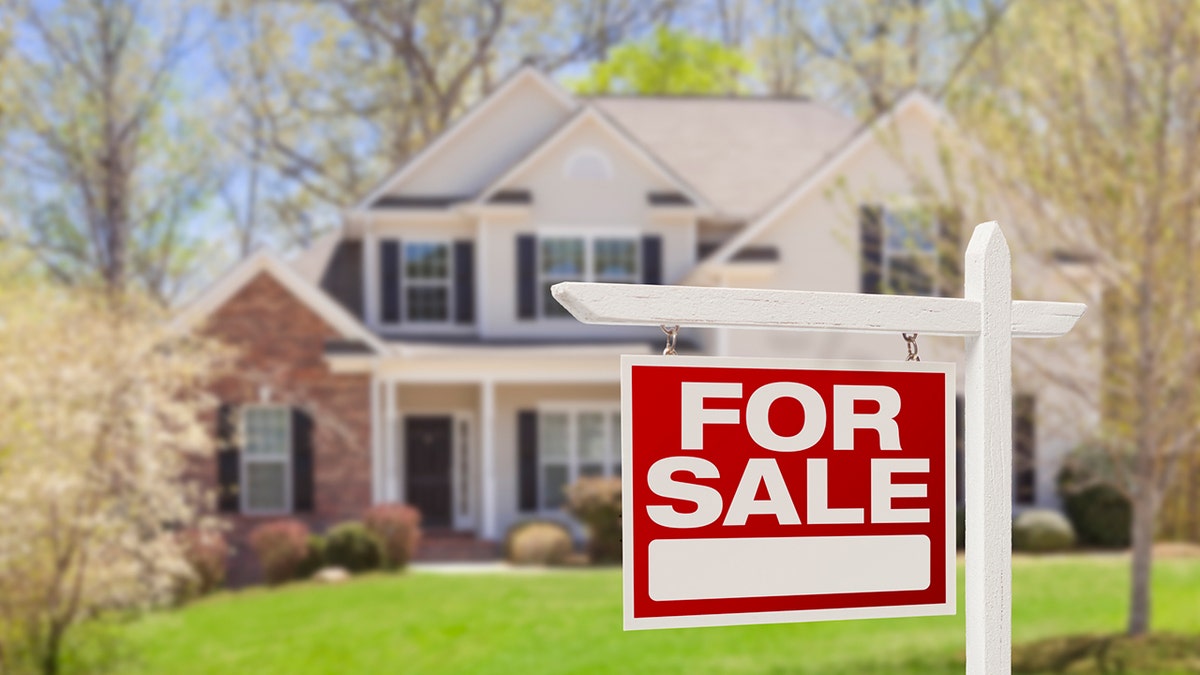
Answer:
881, 205, 938, 296
537, 230, 640, 319
536, 402, 622, 512
402, 239, 455, 325
240, 405, 292, 516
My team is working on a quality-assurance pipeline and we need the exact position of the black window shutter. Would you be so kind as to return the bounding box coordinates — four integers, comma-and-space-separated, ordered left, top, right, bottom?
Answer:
292, 407, 315, 513
518, 410, 538, 511
381, 239, 401, 323
642, 235, 663, 284
216, 403, 240, 513
454, 240, 475, 323
860, 204, 883, 294
516, 235, 537, 319
938, 207, 964, 297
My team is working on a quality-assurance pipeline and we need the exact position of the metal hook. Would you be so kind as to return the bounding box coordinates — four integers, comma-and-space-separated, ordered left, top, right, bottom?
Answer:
661, 325, 679, 355
902, 332, 920, 362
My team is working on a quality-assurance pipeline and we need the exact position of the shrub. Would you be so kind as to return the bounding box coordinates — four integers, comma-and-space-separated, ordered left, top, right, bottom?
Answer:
322, 521, 385, 573
565, 477, 621, 563
177, 528, 228, 599
1059, 449, 1132, 548
295, 535, 327, 580
1013, 509, 1076, 552
364, 504, 422, 570
248, 519, 312, 584
504, 520, 573, 566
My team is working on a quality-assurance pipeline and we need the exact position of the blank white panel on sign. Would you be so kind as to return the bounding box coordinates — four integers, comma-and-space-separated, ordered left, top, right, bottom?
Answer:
648, 535, 931, 602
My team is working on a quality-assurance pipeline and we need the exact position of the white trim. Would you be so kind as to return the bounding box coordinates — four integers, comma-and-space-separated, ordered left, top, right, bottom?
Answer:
475, 106, 710, 209
355, 67, 577, 209
239, 405, 293, 516
700, 93, 944, 269
172, 249, 389, 355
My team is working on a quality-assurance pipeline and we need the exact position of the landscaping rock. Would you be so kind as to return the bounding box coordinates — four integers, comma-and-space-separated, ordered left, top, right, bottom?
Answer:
313, 566, 350, 584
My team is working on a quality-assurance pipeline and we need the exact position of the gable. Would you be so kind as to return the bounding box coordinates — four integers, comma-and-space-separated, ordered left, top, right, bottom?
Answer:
173, 251, 387, 355
363, 68, 576, 205
700, 93, 949, 270
479, 107, 706, 222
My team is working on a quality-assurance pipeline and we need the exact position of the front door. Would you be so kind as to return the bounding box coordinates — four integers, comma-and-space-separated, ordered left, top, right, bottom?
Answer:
405, 416, 453, 528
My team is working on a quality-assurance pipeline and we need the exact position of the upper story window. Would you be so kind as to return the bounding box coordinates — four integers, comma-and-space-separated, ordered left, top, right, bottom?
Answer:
404, 242, 452, 322
379, 238, 475, 328
242, 406, 292, 514
539, 235, 639, 317
861, 203, 961, 297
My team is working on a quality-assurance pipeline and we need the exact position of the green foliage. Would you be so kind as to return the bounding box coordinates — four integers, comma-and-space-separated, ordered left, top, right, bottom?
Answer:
175, 529, 229, 602
322, 522, 384, 574
295, 536, 327, 581
1013, 633, 1200, 674
363, 504, 422, 571
1058, 445, 1132, 548
248, 520, 313, 585
503, 520, 573, 566
564, 477, 621, 563
571, 27, 754, 95
1013, 509, 1077, 553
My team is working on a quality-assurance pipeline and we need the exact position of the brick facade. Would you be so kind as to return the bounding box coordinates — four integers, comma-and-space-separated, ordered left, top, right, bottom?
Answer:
202, 271, 372, 583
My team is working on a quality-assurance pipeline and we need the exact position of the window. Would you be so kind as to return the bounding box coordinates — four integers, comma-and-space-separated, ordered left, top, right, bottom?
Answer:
882, 206, 937, 296
537, 407, 621, 510
242, 406, 291, 514
403, 241, 452, 322
540, 236, 639, 317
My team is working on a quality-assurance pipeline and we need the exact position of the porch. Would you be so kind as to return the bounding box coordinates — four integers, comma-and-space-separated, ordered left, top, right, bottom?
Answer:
351, 342, 638, 542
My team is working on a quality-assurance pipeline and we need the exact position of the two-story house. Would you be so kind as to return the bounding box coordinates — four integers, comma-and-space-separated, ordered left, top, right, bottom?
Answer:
176, 67, 1095, 578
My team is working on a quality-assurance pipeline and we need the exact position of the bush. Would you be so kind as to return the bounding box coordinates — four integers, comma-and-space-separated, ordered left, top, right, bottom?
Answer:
177, 528, 228, 599
504, 520, 573, 566
322, 521, 385, 573
295, 535, 327, 580
1058, 452, 1133, 548
565, 477, 621, 563
364, 504, 422, 570
1013, 509, 1076, 552
248, 519, 313, 584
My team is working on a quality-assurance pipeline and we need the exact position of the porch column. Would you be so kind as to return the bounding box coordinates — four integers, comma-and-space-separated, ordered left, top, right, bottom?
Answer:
481, 379, 497, 540
385, 378, 399, 502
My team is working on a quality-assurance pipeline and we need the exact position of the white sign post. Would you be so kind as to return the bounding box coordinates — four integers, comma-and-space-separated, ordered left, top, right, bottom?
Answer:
553, 222, 1086, 675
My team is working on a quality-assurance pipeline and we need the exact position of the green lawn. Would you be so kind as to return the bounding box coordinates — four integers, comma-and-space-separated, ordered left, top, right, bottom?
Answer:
97, 556, 1198, 674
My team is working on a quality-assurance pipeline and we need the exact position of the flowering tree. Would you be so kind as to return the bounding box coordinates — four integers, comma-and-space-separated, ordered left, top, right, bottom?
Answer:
0, 283, 226, 674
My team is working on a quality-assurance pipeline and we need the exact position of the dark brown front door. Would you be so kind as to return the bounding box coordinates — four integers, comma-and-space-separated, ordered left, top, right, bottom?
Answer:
405, 416, 453, 528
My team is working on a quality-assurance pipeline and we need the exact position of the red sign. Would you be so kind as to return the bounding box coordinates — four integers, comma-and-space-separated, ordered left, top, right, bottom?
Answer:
622, 355, 956, 630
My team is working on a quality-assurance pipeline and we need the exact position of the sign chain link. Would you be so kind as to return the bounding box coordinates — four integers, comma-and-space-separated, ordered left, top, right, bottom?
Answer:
902, 332, 920, 362
661, 325, 679, 355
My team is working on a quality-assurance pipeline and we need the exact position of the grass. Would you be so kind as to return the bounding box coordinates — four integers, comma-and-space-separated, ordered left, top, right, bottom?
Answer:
89, 555, 1199, 674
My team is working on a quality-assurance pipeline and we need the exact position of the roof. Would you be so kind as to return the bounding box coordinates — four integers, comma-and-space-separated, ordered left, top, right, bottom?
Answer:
172, 250, 389, 356
591, 97, 857, 218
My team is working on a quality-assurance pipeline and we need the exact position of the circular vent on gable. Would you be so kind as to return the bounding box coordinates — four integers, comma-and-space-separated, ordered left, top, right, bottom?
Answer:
563, 147, 613, 181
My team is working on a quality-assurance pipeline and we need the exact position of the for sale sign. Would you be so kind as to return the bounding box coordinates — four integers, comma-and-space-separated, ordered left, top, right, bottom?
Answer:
622, 355, 956, 630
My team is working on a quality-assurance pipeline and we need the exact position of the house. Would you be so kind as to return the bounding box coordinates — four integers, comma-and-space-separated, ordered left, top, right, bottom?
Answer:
175, 67, 1096, 580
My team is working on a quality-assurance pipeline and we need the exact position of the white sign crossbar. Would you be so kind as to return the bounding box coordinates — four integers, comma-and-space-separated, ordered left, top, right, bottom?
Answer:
552, 283, 1084, 338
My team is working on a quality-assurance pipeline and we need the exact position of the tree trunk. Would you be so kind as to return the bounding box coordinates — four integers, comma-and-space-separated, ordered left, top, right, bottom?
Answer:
1127, 469, 1157, 636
